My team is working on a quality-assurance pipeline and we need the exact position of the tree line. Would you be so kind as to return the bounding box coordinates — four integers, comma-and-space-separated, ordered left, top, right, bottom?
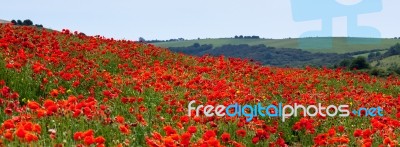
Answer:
10, 19, 43, 28
139, 37, 186, 43
234, 35, 260, 39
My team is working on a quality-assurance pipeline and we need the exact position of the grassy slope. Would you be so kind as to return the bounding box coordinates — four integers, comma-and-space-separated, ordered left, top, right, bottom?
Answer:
1, 25, 400, 146
352, 50, 387, 58
371, 55, 400, 69
154, 37, 400, 53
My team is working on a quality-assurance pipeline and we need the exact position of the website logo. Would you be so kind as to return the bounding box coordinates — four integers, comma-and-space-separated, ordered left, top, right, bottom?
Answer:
188, 101, 383, 122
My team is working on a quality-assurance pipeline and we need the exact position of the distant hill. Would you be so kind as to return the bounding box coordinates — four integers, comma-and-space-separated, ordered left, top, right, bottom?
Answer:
167, 44, 352, 67
0, 19, 10, 24
153, 37, 400, 53
153, 38, 400, 71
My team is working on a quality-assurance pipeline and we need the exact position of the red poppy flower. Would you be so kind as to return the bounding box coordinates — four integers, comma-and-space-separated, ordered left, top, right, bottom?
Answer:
27, 101, 40, 110
50, 89, 59, 97
24, 133, 38, 142
187, 126, 197, 134
163, 125, 176, 136
119, 125, 131, 134
4, 130, 14, 141
202, 130, 216, 141
3, 119, 15, 129
221, 132, 231, 142
163, 137, 175, 147
94, 136, 106, 144
4, 107, 12, 115
83, 136, 95, 145
43, 99, 56, 108
115, 115, 125, 124
252, 137, 260, 144
181, 132, 191, 146
353, 129, 362, 137
74, 132, 83, 141
180, 115, 189, 123
16, 127, 27, 138
236, 129, 246, 137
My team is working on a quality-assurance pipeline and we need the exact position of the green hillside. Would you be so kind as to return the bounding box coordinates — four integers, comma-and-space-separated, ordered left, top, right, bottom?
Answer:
154, 37, 400, 53
352, 50, 387, 58
371, 55, 400, 69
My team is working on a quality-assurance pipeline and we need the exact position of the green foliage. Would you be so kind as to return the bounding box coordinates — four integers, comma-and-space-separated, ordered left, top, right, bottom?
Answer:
139, 37, 145, 42
0, 60, 45, 103
11, 19, 43, 28
384, 43, 400, 57
22, 19, 33, 26
339, 59, 352, 68
387, 64, 400, 75
169, 43, 213, 55
350, 56, 370, 70
34, 24, 43, 28
234, 35, 260, 39
375, 52, 381, 57
16, 20, 23, 25
368, 52, 375, 60
193, 43, 200, 48
369, 68, 388, 77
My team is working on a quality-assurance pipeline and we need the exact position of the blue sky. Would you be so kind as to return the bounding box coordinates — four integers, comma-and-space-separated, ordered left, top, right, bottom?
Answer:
1, 0, 399, 40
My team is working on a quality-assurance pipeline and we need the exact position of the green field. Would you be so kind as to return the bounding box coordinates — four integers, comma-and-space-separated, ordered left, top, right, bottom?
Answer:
352, 50, 387, 58
154, 37, 400, 53
371, 55, 400, 69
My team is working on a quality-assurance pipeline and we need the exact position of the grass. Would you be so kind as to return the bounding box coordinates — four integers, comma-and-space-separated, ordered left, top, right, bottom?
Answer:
153, 37, 400, 53
371, 55, 400, 69
352, 50, 387, 58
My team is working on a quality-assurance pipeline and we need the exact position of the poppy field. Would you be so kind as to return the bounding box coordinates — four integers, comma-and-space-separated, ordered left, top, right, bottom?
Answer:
0, 24, 399, 146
